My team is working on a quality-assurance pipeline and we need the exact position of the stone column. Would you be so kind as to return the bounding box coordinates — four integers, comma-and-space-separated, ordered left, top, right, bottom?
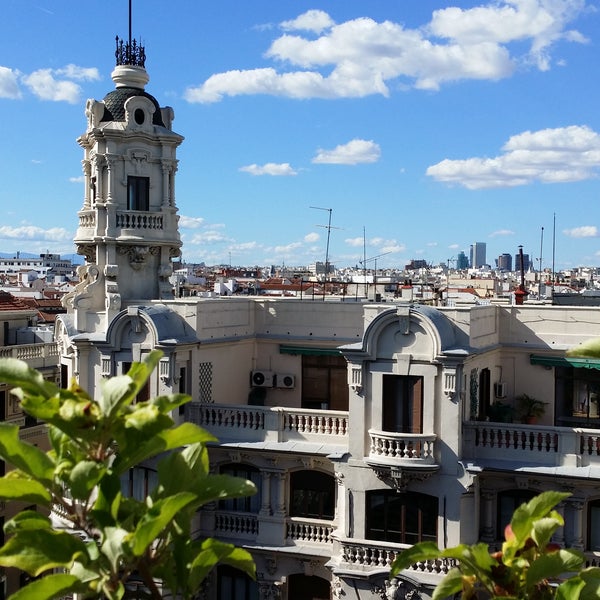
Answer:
567, 498, 585, 550
481, 490, 495, 542
260, 471, 272, 516
274, 472, 286, 517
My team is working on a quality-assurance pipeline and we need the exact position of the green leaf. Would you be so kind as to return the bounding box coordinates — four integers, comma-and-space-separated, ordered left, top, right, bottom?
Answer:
101, 526, 129, 572
113, 423, 216, 474
9, 573, 84, 600
69, 460, 106, 500
188, 538, 255, 589
580, 567, 600, 600
98, 375, 136, 418
0, 529, 88, 576
150, 393, 191, 413
191, 473, 257, 507
130, 492, 197, 556
526, 549, 584, 587
431, 567, 465, 600
557, 577, 586, 600
0, 423, 54, 482
510, 491, 570, 546
531, 515, 563, 550
0, 477, 51, 505
4, 510, 51, 534
390, 542, 441, 577
567, 338, 600, 358
0, 358, 57, 400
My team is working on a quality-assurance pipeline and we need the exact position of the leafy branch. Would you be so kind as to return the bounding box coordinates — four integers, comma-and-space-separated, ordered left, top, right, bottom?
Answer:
0, 351, 256, 600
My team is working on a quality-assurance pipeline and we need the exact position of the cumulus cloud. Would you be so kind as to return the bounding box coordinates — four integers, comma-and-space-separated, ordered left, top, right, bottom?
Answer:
69, 176, 84, 183
564, 226, 598, 238
427, 125, 600, 189
491, 229, 516, 236
19, 64, 99, 104
179, 216, 205, 229
0, 225, 72, 242
312, 139, 380, 165
0, 66, 21, 99
281, 9, 335, 34
345, 237, 364, 248
184, 2, 586, 103
304, 232, 320, 243
239, 162, 298, 176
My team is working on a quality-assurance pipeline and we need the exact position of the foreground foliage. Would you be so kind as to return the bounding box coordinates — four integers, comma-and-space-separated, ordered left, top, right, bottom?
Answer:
390, 491, 600, 599
0, 351, 256, 600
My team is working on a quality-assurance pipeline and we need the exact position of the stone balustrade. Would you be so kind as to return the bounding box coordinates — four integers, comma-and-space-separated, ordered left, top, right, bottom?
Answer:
367, 429, 437, 466
286, 517, 335, 544
214, 511, 259, 539
186, 403, 348, 447
463, 422, 600, 468
116, 211, 163, 230
0, 342, 59, 369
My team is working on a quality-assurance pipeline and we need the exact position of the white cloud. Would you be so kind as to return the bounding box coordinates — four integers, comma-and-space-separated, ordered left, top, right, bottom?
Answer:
0, 66, 21, 99
22, 69, 81, 103
564, 226, 598, 238
345, 237, 364, 248
281, 10, 335, 34
0, 225, 72, 242
312, 139, 380, 165
427, 125, 600, 189
304, 232, 320, 243
490, 229, 516, 236
184, 2, 586, 103
273, 241, 303, 254
69, 176, 84, 183
55, 64, 100, 81
189, 230, 231, 244
239, 162, 298, 176
179, 216, 205, 229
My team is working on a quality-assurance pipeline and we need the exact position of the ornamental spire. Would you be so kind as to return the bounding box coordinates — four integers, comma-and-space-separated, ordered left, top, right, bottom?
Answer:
114, 0, 145, 67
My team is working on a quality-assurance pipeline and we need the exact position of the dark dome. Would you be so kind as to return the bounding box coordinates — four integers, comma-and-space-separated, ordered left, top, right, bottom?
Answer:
101, 87, 165, 127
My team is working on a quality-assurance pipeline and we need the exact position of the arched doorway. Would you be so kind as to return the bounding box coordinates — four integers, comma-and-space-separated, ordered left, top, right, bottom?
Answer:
288, 574, 330, 600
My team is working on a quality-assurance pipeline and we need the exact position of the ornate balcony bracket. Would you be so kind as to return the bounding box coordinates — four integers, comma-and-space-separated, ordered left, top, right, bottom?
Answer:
373, 465, 438, 493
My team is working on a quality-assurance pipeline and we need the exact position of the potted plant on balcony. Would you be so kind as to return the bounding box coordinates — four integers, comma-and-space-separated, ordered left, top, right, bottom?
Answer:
488, 400, 514, 423
516, 393, 547, 424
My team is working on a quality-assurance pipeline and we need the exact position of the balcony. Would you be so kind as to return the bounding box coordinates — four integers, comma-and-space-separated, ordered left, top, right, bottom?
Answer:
365, 429, 438, 469
116, 211, 163, 230
286, 517, 335, 545
185, 404, 348, 449
0, 342, 59, 370
463, 421, 600, 469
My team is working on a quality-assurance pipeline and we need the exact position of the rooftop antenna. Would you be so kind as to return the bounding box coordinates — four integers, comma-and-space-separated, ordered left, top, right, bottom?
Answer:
128, 0, 132, 48
310, 206, 341, 280
115, 0, 145, 67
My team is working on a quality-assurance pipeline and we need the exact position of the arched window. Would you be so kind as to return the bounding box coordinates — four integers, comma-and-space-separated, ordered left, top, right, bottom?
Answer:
219, 464, 261, 513
217, 565, 258, 600
366, 490, 437, 543
290, 470, 335, 520
288, 574, 329, 600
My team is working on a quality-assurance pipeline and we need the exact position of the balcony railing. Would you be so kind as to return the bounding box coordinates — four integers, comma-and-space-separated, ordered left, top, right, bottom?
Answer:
286, 517, 335, 545
214, 511, 259, 539
463, 422, 600, 468
339, 539, 456, 575
116, 211, 163, 230
0, 342, 59, 369
366, 429, 437, 466
185, 404, 349, 447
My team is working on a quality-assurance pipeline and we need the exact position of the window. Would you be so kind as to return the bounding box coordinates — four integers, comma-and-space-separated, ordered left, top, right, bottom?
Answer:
588, 499, 600, 551
122, 362, 150, 403
290, 470, 335, 520
217, 565, 258, 600
302, 354, 348, 410
127, 176, 149, 211
219, 464, 261, 513
497, 489, 536, 539
121, 467, 158, 501
382, 375, 423, 433
479, 368, 491, 420
366, 490, 437, 544
555, 367, 600, 428
288, 575, 330, 600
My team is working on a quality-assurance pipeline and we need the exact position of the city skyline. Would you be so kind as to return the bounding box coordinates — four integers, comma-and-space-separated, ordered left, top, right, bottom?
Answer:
1, 1, 599, 270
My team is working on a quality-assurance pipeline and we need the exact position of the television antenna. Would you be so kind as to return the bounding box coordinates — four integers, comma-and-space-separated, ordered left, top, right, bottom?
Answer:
310, 206, 342, 279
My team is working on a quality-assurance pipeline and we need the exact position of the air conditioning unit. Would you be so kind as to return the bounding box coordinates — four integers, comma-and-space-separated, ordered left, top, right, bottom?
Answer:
494, 382, 507, 399
251, 370, 274, 388
276, 373, 295, 389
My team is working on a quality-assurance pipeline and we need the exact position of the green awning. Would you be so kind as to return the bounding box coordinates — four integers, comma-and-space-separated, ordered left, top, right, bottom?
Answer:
530, 354, 600, 370
279, 345, 342, 356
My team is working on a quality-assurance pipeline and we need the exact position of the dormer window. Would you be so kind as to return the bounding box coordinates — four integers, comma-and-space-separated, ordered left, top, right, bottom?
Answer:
127, 176, 149, 211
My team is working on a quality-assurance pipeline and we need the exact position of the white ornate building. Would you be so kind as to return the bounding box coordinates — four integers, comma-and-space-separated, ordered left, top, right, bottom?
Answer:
54, 37, 600, 600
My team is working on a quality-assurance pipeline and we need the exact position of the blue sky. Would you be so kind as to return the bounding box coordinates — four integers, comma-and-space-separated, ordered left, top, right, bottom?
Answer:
1, 0, 600, 271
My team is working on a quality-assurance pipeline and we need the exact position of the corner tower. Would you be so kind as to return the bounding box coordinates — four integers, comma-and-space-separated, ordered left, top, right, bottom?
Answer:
68, 37, 183, 334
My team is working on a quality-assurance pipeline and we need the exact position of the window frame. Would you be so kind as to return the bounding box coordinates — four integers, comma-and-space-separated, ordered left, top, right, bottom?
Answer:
290, 470, 335, 520
127, 176, 150, 211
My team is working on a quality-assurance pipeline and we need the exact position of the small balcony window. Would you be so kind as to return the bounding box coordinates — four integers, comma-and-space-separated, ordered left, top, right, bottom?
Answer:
290, 470, 335, 520
382, 375, 423, 433
219, 464, 261, 513
556, 367, 600, 428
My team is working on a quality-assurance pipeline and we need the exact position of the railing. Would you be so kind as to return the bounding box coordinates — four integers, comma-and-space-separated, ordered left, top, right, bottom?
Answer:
78, 211, 95, 228
464, 422, 600, 468
19, 424, 48, 441
214, 511, 259, 539
286, 517, 334, 544
339, 539, 456, 574
186, 404, 349, 446
116, 211, 163, 230
367, 429, 437, 466
0, 343, 59, 369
